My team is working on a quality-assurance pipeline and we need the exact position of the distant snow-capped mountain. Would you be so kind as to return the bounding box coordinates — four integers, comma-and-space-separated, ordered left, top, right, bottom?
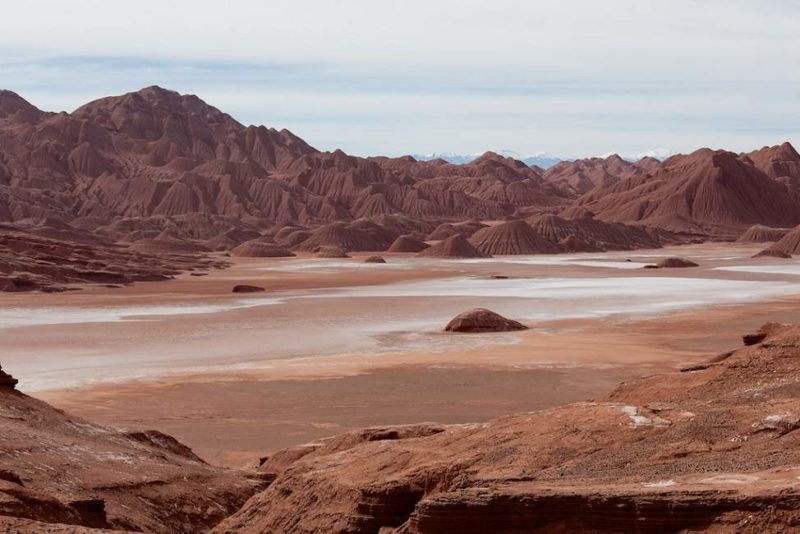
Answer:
412, 148, 675, 168
412, 150, 563, 169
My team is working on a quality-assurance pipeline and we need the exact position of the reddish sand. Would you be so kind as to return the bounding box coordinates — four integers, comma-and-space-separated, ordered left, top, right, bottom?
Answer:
7, 243, 794, 467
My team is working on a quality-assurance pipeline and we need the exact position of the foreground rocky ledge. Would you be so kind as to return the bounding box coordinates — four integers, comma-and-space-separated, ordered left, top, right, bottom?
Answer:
5, 323, 800, 532
0, 385, 266, 532
214, 323, 800, 533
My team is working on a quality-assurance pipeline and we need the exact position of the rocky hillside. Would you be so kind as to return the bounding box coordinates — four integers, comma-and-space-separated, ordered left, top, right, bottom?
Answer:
214, 323, 800, 533
0, 368, 267, 533
1, 86, 799, 254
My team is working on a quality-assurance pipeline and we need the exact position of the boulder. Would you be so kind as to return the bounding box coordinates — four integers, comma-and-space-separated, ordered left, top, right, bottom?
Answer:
645, 257, 699, 269
232, 284, 266, 293
364, 256, 386, 263
444, 308, 528, 333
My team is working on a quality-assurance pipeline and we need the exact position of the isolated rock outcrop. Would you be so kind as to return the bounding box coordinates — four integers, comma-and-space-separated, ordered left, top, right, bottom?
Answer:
232, 284, 266, 293
737, 224, 790, 243
316, 246, 350, 258
444, 308, 528, 333
417, 235, 489, 259
468, 220, 560, 255
231, 240, 295, 258
364, 256, 386, 263
648, 257, 699, 269
763, 225, 800, 256
387, 235, 429, 253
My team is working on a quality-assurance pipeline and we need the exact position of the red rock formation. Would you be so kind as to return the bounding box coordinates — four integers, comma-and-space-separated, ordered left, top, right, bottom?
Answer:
214, 323, 800, 533
573, 148, 800, 237
364, 256, 386, 263
387, 235, 429, 253
0, 380, 264, 532
737, 224, 790, 243
0, 87, 576, 249
543, 154, 645, 194
648, 257, 699, 269
444, 308, 527, 332
230, 240, 295, 258
528, 213, 662, 251
762, 225, 800, 256
316, 246, 350, 258
293, 221, 396, 253
417, 235, 488, 259
468, 220, 560, 255
232, 284, 266, 293
752, 249, 791, 259
0, 225, 226, 292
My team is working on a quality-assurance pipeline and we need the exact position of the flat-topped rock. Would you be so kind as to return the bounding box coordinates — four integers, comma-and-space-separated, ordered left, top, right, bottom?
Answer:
645, 257, 699, 269
444, 308, 528, 333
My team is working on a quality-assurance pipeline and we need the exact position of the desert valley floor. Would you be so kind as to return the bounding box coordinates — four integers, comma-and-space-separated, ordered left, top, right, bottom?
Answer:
5, 243, 800, 466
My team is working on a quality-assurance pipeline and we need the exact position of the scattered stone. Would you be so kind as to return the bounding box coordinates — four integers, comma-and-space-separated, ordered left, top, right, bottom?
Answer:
232, 285, 266, 293
644, 257, 699, 269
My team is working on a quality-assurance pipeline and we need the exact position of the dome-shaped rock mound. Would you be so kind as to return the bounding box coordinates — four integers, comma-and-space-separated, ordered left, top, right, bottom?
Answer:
654, 257, 699, 268
364, 256, 386, 263
387, 234, 429, 253
765, 225, 800, 256
316, 246, 350, 258
294, 222, 392, 253
444, 308, 528, 333
232, 284, 265, 293
418, 235, 489, 259
752, 248, 792, 259
231, 240, 295, 258
469, 220, 561, 255
737, 225, 790, 243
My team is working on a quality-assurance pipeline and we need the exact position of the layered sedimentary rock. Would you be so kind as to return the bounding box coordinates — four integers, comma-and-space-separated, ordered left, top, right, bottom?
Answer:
2, 86, 800, 253
736, 224, 790, 243
0, 380, 265, 533
528, 214, 662, 251
573, 148, 800, 237
417, 235, 488, 259
387, 235, 429, 253
0, 224, 225, 292
467, 220, 560, 255
762, 225, 800, 256
230, 240, 295, 258
215, 323, 800, 533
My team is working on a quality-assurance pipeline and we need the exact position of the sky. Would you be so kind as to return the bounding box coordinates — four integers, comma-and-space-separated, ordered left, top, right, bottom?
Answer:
1, 0, 799, 158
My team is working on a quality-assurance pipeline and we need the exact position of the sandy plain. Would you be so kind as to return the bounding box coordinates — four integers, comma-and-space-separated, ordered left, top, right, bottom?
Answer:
3, 244, 800, 466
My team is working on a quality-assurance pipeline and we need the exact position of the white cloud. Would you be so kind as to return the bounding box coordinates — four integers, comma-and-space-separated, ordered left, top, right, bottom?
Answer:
1, 0, 798, 157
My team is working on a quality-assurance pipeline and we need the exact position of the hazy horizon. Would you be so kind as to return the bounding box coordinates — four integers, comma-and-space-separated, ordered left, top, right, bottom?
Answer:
3, 0, 798, 158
